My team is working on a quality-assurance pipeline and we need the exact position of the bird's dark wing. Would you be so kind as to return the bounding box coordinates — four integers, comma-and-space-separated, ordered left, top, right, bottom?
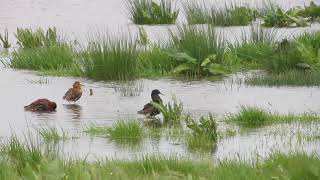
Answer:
63, 88, 73, 100
138, 103, 160, 116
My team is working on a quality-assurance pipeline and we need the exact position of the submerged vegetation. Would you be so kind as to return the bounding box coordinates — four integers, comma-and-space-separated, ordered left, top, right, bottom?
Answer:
37, 127, 67, 143
126, 0, 179, 24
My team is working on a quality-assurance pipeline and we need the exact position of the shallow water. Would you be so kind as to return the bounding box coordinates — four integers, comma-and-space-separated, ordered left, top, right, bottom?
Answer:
0, 0, 320, 161
1, 67, 320, 161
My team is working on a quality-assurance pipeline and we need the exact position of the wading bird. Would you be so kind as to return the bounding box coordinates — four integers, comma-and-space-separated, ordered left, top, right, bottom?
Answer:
138, 89, 163, 116
63, 81, 83, 103
24, 99, 57, 112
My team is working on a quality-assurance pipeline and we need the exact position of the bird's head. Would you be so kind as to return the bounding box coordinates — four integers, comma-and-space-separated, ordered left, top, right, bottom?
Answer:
51, 102, 57, 110
151, 89, 163, 96
73, 81, 84, 88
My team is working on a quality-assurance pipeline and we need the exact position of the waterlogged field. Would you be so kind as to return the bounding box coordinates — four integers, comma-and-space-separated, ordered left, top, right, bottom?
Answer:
1, 0, 320, 178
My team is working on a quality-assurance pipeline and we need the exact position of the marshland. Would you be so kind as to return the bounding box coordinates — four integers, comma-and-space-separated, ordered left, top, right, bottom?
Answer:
1, 0, 320, 179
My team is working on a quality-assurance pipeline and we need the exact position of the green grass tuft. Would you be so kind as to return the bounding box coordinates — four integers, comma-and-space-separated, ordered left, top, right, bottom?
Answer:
227, 106, 320, 127
151, 95, 184, 125
185, 114, 218, 153
183, 2, 257, 26
37, 127, 67, 143
245, 70, 320, 87
166, 25, 226, 77
15, 27, 58, 49
85, 120, 144, 145
126, 0, 179, 25
81, 34, 140, 81
0, 28, 10, 48
227, 106, 271, 127
10, 44, 77, 71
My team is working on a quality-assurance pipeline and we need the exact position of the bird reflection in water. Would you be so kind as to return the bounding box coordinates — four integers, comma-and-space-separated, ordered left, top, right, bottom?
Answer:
63, 104, 82, 120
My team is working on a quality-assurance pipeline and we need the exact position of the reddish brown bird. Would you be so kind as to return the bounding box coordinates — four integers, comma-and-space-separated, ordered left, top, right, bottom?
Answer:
63, 81, 83, 103
24, 99, 57, 112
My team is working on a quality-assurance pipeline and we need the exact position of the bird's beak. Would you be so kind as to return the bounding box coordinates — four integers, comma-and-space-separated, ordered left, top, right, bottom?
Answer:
160, 92, 164, 96
80, 84, 85, 86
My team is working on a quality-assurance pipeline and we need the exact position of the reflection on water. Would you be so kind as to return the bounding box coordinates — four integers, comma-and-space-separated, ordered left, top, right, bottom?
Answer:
63, 104, 82, 120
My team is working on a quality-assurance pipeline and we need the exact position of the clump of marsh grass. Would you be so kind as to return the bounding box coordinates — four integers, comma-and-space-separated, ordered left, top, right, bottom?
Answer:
105, 120, 144, 140
227, 106, 320, 127
245, 70, 320, 87
151, 95, 183, 125
10, 44, 77, 71
0, 28, 10, 48
10, 27, 81, 75
298, 1, 320, 21
85, 120, 144, 145
0, 135, 59, 176
227, 106, 271, 127
136, 27, 149, 46
183, 1, 257, 26
166, 25, 226, 77
185, 114, 218, 152
37, 127, 67, 143
227, 25, 277, 66
81, 33, 140, 81
138, 45, 177, 76
15, 27, 57, 49
186, 114, 218, 141
126, 0, 179, 24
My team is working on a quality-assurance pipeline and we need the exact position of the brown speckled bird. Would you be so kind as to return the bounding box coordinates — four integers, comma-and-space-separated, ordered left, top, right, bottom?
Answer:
138, 89, 163, 116
63, 81, 83, 103
24, 99, 57, 112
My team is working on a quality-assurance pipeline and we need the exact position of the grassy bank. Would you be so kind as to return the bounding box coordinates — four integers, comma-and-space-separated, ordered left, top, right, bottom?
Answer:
0, 134, 319, 179
6, 26, 320, 86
